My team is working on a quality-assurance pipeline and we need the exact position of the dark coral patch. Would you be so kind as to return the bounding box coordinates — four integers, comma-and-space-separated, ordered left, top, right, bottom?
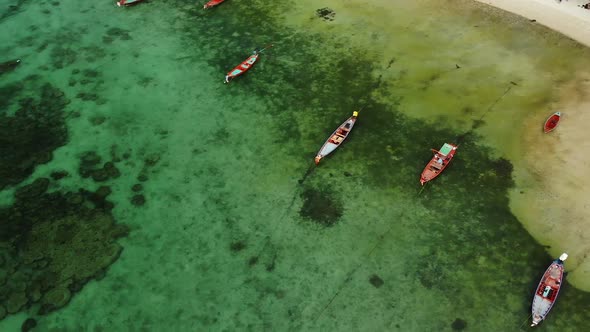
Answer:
369, 274, 384, 288
0, 179, 128, 319
299, 188, 343, 227
451, 318, 467, 331
230, 241, 246, 253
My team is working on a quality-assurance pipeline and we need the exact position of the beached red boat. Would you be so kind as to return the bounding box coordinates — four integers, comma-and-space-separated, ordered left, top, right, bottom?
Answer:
544, 112, 561, 133
203, 0, 225, 9
116, 0, 145, 6
315, 111, 359, 165
224, 45, 272, 84
531, 253, 568, 327
420, 143, 458, 185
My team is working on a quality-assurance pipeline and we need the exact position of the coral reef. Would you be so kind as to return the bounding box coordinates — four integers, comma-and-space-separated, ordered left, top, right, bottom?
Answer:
0, 82, 69, 190
0, 177, 129, 319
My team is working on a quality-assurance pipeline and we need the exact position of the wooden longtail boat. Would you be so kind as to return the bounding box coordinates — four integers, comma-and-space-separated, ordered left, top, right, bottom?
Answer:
531, 253, 568, 327
544, 112, 561, 133
314, 111, 359, 165
116, 0, 145, 7
224, 45, 272, 84
204, 0, 226, 9
419, 143, 458, 185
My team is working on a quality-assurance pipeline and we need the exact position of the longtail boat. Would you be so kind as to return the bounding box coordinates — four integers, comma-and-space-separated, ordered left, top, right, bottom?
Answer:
204, 0, 226, 9
315, 111, 359, 165
116, 0, 145, 6
419, 143, 458, 185
224, 45, 272, 84
543, 112, 561, 133
531, 253, 568, 327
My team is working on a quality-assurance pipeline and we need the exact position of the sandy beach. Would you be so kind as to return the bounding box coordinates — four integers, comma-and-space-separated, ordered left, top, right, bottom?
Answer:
474, 0, 590, 47
471, 0, 590, 291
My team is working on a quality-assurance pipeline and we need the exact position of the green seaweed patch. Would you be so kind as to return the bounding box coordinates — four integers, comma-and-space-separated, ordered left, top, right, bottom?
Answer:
230, 240, 247, 253
299, 187, 343, 227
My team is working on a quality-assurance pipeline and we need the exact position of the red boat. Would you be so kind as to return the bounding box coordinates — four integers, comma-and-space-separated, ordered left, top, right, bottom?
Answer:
224, 45, 272, 84
116, 0, 145, 6
544, 112, 561, 133
203, 0, 226, 9
420, 143, 458, 185
531, 253, 568, 327
314, 111, 359, 165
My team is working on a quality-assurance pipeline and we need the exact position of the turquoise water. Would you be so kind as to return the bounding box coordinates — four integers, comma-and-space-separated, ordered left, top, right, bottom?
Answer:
1, 0, 590, 331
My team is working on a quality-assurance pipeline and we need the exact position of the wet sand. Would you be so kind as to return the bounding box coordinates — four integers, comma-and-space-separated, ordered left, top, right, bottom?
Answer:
510, 74, 590, 291
473, 0, 590, 291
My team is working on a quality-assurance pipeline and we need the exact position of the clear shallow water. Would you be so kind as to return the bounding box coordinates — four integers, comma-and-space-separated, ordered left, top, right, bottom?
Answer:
1, 0, 590, 331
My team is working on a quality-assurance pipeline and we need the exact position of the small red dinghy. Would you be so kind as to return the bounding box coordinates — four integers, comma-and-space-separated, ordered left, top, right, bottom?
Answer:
224, 45, 272, 84
543, 112, 561, 133
420, 143, 458, 185
315, 111, 359, 165
116, 0, 145, 7
531, 253, 568, 327
203, 0, 226, 9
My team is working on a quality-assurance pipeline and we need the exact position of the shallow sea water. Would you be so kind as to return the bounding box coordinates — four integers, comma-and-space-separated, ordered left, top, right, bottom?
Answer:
1, 0, 590, 331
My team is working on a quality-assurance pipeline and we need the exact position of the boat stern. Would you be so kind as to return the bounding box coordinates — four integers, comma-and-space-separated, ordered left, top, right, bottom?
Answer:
314, 155, 322, 165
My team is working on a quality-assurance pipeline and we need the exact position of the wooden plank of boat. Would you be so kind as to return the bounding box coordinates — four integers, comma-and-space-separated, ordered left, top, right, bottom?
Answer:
204, 0, 226, 9
315, 111, 359, 165
224, 45, 272, 84
116, 0, 146, 7
531, 253, 568, 327
419, 143, 458, 185
543, 112, 561, 133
